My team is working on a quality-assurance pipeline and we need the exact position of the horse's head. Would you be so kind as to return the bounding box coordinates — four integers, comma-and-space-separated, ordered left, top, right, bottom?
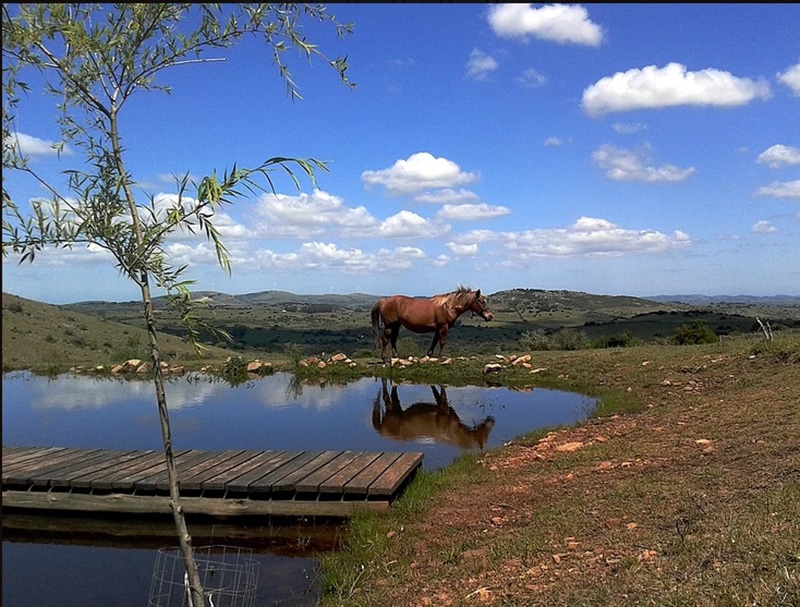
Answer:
470, 289, 494, 322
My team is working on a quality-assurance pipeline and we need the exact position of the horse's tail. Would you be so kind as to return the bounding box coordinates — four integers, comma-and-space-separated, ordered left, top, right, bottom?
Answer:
371, 300, 383, 346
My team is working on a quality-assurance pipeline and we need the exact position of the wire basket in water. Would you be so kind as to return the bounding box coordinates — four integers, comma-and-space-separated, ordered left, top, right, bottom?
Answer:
148, 545, 260, 607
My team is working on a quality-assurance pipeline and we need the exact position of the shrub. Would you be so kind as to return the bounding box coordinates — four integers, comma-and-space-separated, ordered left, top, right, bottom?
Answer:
672, 319, 718, 345
553, 328, 587, 351
589, 331, 642, 349
519, 329, 552, 351
397, 337, 422, 358
283, 342, 306, 366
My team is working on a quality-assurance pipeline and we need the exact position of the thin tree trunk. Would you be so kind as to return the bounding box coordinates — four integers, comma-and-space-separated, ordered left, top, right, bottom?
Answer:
141, 283, 206, 607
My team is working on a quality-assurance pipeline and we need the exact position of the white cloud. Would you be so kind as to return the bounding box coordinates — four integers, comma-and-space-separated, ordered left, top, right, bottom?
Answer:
446, 242, 479, 257
488, 4, 603, 46
754, 180, 800, 199
375, 245, 427, 271
431, 254, 450, 268
253, 189, 376, 238
751, 220, 777, 234
4, 132, 73, 157
757, 144, 800, 169
378, 210, 442, 239
362, 152, 479, 195
515, 68, 547, 88
501, 216, 691, 258
778, 61, 800, 95
592, 144, 696, 182
247, 242, 380, 274
164, 241, 221, 267
414, 188, 481, 205
466, 48, 499, 81
582, 62, 771, 117
544, 136, 563, 146
437, 203, 511, 221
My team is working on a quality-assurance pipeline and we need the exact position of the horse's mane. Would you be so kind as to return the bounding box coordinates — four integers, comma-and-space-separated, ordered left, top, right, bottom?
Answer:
430, 284, 473, 306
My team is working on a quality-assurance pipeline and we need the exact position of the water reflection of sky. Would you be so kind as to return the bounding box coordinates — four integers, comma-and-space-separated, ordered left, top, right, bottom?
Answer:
3, 371, 595, 470
2, 371, 595, 607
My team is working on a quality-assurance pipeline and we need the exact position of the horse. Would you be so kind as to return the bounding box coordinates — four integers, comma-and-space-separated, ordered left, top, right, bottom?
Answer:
371, 285, 493, 361
371, 378, 496, 450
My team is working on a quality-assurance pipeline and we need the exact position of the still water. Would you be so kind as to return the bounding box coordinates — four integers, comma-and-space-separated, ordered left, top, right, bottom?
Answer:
2, 371, 595, 606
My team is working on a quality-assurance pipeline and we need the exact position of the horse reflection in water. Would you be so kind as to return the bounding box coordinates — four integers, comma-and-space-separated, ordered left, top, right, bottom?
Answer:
372, 378, 495, 450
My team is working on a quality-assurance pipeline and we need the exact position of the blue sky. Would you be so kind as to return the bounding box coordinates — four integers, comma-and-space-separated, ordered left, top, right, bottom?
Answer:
3, 3, 799, 304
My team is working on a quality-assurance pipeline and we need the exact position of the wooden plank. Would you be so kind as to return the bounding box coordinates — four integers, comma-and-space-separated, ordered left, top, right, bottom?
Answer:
238, 450, 325, 493
108, 450, 192, 491
1, 446, 31, 459
170, 450, 246, 491
257, 451, 340, 493
2, 489, 391, 518
225, 450, 301, 492
320, 452, 385, 494
68, 451, 158, 489
295, 451, 367, 494
182, 450, 257, 492
29, 449, 107, 487
346, 452, 403, 494
1, 447, 424, 518
2, 446, 68, 469
5, 448, 101, 485
50, 450, 146, 488
2, 447, 77, 476
367, 451, 423, 496
197, 450, 284, 492
89, 451, 167, 490
134, 449, 217, 492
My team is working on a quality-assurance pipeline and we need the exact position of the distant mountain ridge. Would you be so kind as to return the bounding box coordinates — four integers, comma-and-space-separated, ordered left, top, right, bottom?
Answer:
650, 294, 800, 306
58, 288, 800, 313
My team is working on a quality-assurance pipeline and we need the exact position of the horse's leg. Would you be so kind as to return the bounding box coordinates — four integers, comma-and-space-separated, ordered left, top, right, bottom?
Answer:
380, 325, 392, 361
429, 326, 447, 358
427, 331, 440, 358
389, 384, 402, 413
432, 385, 447, 409
371, 386, 384, 429
389, 323, 401, 358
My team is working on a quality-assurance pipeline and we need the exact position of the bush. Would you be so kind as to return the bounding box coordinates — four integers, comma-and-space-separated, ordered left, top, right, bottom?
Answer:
283, 342, 306, 366
553, 328, 587, 351
396, 337, 422, 358
589, 331, 642, 349
519, 329, 551, 351
672, 319, 718, 345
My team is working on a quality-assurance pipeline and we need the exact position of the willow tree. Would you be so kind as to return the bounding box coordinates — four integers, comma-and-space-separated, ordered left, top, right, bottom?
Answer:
2, 4, 354, 605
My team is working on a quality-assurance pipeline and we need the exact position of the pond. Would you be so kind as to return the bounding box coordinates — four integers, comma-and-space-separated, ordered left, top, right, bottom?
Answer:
2, 370, 596, 607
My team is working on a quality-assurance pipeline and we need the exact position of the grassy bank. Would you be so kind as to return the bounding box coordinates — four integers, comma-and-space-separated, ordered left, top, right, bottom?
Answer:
319, 334, 800, 607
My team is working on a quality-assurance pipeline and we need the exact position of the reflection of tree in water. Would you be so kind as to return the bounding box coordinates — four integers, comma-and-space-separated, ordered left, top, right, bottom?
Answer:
372, 378, 495, 450
285, 375, 305, 400
284, 374, 358, 401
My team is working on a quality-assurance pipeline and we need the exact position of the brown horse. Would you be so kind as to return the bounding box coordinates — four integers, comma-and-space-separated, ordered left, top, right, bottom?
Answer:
372, 378, 496, 450
371, 286, 493, 361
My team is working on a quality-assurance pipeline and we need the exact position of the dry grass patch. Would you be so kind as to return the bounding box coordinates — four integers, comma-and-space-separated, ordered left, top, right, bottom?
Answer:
320, 335, 800, 607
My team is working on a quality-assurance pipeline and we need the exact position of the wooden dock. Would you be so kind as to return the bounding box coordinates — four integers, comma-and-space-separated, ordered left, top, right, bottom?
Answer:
1, 445, 424, 518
